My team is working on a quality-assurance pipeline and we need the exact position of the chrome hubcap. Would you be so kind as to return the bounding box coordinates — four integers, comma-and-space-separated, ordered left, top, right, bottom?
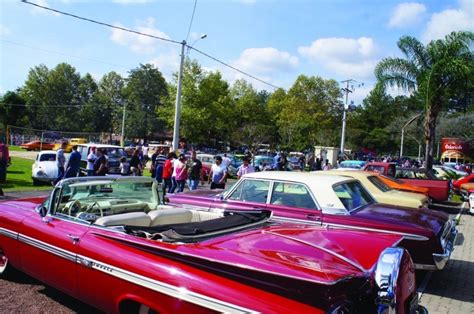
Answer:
0, 255, 8, 274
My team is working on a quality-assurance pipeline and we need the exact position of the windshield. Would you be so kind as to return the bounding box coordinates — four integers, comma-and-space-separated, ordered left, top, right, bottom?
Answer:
333, 181, 374, 211
367, 176, 392, 192
340, 162, 364, 169
103, 147, 126, 158
39, 153, 56, 161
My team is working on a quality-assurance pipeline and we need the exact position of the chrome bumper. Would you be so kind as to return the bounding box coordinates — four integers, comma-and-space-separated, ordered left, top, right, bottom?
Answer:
433, 221, 458, 270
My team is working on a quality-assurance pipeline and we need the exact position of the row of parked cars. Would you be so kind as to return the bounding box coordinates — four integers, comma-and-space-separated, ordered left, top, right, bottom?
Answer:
2, 154, 468, 312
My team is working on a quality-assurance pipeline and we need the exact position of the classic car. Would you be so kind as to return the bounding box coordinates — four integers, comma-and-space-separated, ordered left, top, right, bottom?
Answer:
32, 150, 58, 185
53, 138, 88, 153
433, 165, 465, 180
0, 176, 425, 313
77, 144, 127, 175
320, 170, 429, 209
452, 173, 474, 194
363, 162, 451, 202
253, 155, 275, 171
168, 171, 456, 270
378, 174, 429, 196
20, 140, 55, 151
337, 160, 366, 170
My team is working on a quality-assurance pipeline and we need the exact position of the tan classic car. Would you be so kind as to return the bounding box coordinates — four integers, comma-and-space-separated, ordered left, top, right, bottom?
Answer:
314, 170, 429, 209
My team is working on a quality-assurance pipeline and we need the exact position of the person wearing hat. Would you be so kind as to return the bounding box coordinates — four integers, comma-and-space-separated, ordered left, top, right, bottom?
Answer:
237, 156, 255, 179
208, 155, 227, 190
86, 146, 97, 176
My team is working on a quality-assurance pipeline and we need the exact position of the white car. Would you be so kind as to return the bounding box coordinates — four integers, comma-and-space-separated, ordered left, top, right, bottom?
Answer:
32, 150, 58, 184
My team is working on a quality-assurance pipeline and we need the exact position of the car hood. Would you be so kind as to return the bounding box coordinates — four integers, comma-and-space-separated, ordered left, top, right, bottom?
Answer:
379, 189, 427, 208
461, 183, 474, 192
353, 203, 447, 236
174, 224, 403, 284
0, 197, 46, 211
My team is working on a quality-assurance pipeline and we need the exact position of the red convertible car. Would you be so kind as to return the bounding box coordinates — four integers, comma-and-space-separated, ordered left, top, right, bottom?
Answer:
0, 176, 425, 313
168, 171, 457, 271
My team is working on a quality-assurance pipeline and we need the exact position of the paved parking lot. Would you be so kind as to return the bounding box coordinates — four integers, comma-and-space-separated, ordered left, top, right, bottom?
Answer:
419, 205, 474, 313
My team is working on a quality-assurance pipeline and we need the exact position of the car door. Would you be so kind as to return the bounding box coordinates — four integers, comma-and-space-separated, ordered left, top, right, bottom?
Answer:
266, 181, 322, 224
210, 179, 270, 211
18, 187, 90, 296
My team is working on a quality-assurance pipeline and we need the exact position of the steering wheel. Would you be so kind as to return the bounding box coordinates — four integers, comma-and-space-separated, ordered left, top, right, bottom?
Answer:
85, 201, 103, 217
66, 200, 82, 216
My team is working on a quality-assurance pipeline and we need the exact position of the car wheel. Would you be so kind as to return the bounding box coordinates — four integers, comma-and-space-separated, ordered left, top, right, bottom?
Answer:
0, 250, 10, 276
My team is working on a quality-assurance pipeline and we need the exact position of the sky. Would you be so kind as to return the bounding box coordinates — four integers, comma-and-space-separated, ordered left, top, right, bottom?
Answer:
0, 0, 473, 104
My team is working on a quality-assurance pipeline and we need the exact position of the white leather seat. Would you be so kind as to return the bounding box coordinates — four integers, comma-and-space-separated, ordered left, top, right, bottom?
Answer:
95, 212, 152, 227
148, 208, 194, 226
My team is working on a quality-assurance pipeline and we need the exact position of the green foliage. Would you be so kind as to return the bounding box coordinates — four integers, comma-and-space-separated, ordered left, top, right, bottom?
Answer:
124, 64, 168, 140
375, 31, 474, 167
0, 90, 28, 133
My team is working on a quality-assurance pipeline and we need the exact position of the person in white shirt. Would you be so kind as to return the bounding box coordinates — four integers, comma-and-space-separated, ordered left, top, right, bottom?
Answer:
170, 154, 182, 193
208, 156, 228, 189
222, 153, 232, 168
53, 142, 67, 184
237, 157, 255, 179
86, 146, 97, 176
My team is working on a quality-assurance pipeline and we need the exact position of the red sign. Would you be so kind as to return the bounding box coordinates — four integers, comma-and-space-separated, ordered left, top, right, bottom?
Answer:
441, 138, 467, 154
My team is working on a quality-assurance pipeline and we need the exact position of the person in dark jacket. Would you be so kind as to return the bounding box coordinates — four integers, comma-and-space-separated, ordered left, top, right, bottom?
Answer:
64, 145, 81, 178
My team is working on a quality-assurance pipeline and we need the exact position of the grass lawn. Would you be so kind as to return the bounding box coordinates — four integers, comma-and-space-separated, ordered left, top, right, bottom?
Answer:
8, 145, 22, 151
2, 156, 52, 192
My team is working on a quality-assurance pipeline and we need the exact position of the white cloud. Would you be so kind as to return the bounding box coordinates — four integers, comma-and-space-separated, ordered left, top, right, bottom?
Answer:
110, 18, 171, 54
0, 25, 11, 36
298, 37, 379, 79
389, 2, 426, 28
217, 47, 298, 90
148, 51, 180, 82
422, 0, 473, 42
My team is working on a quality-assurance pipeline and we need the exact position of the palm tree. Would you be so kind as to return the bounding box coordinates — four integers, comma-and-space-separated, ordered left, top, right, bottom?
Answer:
375, 31, 473, 169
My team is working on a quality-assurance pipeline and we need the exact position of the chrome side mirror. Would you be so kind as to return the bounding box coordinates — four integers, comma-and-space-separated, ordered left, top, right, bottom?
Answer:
36, 204, 48, 217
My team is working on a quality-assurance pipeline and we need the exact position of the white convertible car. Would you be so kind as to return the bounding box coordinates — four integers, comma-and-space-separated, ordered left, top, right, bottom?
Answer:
32, 150, 58, 185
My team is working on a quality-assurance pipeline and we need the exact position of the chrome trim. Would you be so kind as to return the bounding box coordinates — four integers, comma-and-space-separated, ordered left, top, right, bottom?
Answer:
295, 221, 429, 241
76, 254, 259, 314
265, 231, 367, 272
433, 221, 458, 270
0, 227, 18, 240
18, 234, 77, 263
374, 247, 404, 314
2, 227, 258, 313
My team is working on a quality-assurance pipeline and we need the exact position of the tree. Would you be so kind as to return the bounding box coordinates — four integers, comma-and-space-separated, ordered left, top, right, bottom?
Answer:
21, 63, 82, 131
375, 31, 474, 169
269, 75, 341, 151
94, 72, 125, 136
159, 59, 232, 147
124, 64, 168, 140
0, 90, 28, 134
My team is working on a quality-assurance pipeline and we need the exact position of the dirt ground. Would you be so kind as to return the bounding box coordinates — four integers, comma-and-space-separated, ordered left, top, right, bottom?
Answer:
0, 267, 101, 313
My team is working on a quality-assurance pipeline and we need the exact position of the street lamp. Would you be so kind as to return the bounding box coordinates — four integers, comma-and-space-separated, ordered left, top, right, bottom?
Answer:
172, 34, 207, 151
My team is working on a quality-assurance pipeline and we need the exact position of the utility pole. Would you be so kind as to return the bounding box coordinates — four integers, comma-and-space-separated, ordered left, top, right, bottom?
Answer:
121, 101, 126, 147
400, 112, 422, 158
340, 79, 363, 157
172, 40, 186, 152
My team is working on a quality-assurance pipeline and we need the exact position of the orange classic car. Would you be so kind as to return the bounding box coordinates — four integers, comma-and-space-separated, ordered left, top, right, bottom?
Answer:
20, 140, 55, 151
378, 174, 430, 196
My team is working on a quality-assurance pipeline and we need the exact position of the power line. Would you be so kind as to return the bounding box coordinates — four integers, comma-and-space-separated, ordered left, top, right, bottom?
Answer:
21, 0, 181, 45
21, 0, 282, 90
190, 46, 282, 90
1, 39, 131, 69
185, 0, 198, 43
